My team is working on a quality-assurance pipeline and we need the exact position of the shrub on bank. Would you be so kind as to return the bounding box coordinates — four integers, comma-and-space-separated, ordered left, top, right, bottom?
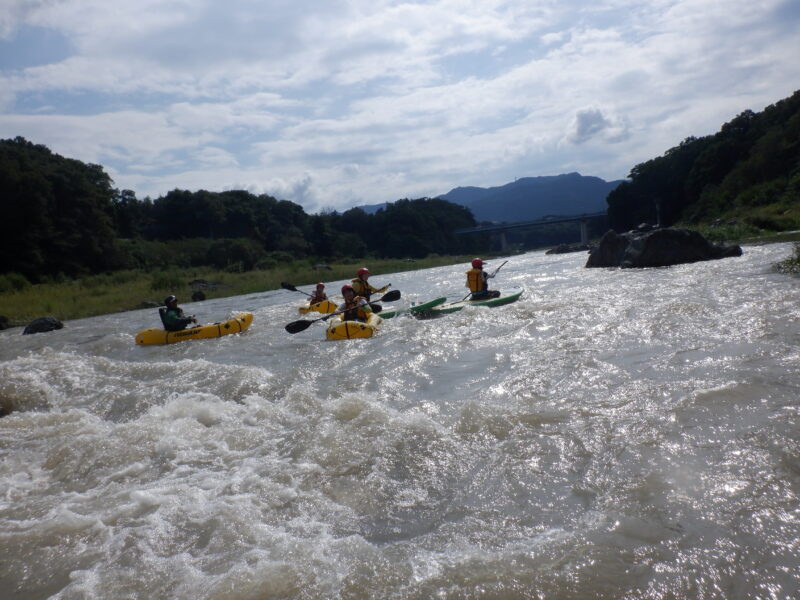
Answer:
0, 272, 30, 293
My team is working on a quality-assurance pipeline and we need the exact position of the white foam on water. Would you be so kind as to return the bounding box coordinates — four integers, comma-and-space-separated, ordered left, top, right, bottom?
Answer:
1, 243, 799, 598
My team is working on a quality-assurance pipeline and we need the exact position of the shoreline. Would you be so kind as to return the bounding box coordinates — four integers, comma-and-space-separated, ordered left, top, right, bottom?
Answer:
2, 232, 797, 329
0, 254, 489, 327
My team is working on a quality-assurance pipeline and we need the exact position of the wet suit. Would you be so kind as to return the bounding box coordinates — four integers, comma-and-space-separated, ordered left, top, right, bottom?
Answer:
159, 307, 195, 331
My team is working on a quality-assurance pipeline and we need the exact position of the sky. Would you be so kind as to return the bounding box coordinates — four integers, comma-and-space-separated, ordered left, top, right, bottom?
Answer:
1, 0, 798, 214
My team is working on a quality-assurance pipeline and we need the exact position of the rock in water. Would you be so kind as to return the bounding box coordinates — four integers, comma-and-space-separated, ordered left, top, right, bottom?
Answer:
22, 316, 64, 335
586, 227, 742, 268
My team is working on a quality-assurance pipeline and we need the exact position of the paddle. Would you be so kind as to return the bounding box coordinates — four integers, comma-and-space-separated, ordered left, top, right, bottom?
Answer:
366, 285, 392, 312
285, 289, 401, 334
491, 260, 509, 278
281, 281, 312, 297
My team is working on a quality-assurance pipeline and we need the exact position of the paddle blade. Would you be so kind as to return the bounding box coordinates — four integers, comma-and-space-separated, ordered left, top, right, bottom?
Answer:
285, 319, 313, 334
381, 289, 401, 302
281, 282, 298, 292
370, 304, 383, 313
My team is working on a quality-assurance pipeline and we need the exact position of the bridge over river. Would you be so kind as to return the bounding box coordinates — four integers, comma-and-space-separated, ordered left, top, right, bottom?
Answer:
454, 211, 607, 251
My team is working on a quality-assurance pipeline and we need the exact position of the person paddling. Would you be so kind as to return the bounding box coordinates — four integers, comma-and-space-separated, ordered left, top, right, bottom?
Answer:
338, 284, 372, 322
159, 295, 197, 331
308, 282, 328, 304
465, 258, 500, 299
351, 267, 389, 301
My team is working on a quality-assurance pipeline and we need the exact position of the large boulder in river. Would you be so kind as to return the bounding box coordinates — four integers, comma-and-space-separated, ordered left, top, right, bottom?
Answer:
586, 227, 742, 268
22, 316, 64, 335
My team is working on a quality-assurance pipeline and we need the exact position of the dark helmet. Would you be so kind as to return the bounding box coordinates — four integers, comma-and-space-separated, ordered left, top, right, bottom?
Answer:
341, 284, 354, 295
164, 295, 177, 306
316, 282, 325, 289
471, 258, 484, 268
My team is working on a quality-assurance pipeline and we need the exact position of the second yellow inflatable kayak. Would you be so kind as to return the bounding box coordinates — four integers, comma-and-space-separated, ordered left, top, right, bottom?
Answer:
325, 312, 382, 340
298, 300, 338, 314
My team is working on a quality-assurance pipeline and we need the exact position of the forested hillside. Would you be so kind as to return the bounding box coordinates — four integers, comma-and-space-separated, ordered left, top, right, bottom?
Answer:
0, 137, 485, 283
607, 90, 800, 232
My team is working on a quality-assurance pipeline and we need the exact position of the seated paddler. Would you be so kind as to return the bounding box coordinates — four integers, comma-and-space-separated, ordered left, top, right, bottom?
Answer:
159, 295, 197, 331
351, 267, 389, 301
465, 258, 500, 299
309, 282, 328, 304
337, 284, 372, 322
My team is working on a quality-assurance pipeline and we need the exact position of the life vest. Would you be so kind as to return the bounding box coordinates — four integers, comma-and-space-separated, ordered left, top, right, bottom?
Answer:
466, 268, 486, 293
342, 296, 370, 321
351, 278, 373, 300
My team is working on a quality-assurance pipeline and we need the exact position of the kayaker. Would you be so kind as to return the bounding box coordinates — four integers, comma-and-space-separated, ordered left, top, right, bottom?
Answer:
308, 282, 328, 304
337, 284, 372, 322
465, 258, 500, 299
351, 267, 390, 301
159, 295, 197, 331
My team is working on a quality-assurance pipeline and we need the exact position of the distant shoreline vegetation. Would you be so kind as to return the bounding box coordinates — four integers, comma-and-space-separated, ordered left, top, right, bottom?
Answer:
0, 137, 492, 285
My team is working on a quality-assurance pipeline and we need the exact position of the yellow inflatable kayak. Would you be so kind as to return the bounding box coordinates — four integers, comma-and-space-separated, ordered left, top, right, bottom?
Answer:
325, 312, 382, 340
135, 313, 253, 345
297, 300, 337, 314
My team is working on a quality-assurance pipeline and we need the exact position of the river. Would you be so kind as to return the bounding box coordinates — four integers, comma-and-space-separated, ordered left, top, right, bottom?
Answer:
1, 243, 798, 600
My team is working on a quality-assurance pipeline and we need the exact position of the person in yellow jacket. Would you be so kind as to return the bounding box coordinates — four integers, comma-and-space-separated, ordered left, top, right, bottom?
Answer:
465, 258, 500, 299
350, 267, 390, 301
337, 284, 372, 322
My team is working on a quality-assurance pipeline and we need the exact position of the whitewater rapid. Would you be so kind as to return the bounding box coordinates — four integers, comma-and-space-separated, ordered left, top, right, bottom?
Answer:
1, 244, 798, 599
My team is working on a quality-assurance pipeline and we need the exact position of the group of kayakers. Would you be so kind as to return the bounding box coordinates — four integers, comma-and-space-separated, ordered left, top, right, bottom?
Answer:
307, 258, 498, 323
305, 266, 391, 323
159, 258, 499, 331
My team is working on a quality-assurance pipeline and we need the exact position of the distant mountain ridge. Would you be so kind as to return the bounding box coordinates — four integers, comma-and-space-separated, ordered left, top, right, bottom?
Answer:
438, 172, 624, 222
356, 173, 624, 222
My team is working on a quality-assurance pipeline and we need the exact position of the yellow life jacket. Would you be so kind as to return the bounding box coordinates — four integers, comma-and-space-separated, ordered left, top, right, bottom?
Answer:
342, 296, 370, 321
351, 278, 374, 299
466, 268, 485, 293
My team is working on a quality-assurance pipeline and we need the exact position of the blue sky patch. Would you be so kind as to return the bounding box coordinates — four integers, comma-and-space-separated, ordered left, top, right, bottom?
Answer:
0, 25, 72, 70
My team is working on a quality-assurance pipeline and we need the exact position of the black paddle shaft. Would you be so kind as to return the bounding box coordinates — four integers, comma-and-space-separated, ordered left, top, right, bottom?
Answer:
285, 289, 401, 334
281, 281, 312, 297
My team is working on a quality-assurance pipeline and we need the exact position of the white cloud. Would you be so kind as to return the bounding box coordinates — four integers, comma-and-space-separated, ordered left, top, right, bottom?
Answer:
567, 107, 630, 144
0, 0, 797, 210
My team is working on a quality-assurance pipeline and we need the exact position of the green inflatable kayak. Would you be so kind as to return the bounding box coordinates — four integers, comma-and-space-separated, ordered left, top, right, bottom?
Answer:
422, 289, 524, 317
379, 296, 447, 319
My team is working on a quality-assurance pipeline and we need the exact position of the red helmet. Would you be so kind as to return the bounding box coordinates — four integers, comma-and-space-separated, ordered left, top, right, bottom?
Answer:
341, 284, 354, 295
316, 282, 325, 289
471, 258, 484, 268
357, 267, 370, 278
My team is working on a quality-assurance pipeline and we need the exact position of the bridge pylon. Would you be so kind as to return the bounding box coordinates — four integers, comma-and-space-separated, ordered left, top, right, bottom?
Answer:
500, 231, 509, 252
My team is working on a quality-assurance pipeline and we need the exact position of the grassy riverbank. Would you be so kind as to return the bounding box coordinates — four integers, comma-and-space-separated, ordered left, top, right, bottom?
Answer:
0, 255, 482, 326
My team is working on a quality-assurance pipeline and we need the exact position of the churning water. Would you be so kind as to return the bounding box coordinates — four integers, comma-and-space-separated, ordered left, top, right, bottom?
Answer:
1, 244, 799, 600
